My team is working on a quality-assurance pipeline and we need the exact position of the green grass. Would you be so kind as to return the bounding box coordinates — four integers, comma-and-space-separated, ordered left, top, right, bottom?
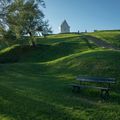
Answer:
0, 33, 120, 120
36, 34, 81, 45
87, 31, 120, 47
0, 34, 96, 63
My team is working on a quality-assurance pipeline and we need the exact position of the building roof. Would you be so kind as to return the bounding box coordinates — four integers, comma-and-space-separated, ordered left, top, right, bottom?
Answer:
61, 20, 70, 28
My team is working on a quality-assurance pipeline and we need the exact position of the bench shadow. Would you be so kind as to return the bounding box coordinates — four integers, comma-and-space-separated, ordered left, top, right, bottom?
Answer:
69, 87, 120, 104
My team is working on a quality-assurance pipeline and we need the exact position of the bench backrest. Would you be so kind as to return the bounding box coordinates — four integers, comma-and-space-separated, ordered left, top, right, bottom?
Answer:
76, 76, 116, 84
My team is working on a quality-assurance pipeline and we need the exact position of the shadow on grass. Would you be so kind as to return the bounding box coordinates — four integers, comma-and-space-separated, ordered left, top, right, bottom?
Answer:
0, 40, 93, 63
0, 71, 120, 120
0, 84, 89, 120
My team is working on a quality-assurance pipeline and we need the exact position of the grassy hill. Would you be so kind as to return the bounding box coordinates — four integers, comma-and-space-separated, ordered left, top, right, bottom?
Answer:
87, 30, 120, 47
0, 33, 120, 120
0, 34, 96, 63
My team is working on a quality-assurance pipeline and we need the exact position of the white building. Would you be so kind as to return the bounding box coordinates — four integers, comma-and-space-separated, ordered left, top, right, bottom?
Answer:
60, 20, 70, 33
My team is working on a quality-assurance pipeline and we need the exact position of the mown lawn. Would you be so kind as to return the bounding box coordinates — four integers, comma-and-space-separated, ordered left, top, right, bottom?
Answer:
0, 34, 120, 120
87, 31, 120, 47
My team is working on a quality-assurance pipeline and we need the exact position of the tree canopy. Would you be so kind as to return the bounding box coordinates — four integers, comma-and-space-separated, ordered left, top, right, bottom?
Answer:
0, 0, 52, 47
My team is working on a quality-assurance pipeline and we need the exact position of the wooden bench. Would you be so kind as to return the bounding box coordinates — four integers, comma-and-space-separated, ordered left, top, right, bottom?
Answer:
71, 76, 116, 98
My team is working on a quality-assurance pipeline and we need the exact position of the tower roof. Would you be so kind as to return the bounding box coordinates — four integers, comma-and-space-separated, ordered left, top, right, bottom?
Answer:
61, 20, 70, 28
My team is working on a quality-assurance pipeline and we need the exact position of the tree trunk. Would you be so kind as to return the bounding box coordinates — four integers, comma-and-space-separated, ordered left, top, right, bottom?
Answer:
29, 32, 36, 47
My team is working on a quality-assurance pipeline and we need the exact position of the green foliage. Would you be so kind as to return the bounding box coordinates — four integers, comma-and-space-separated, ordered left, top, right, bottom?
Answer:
0, 34, 120, 120
0, 0, 52, 47
3, 30, 17, 45
41, 20, 52, 37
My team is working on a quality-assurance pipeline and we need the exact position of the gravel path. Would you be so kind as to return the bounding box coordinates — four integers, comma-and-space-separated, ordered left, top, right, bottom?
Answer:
81, 35, 120, 50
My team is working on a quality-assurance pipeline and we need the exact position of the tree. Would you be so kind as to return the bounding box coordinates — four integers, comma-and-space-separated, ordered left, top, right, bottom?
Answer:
1, 0, 52, 47
41, 20, 52, 38
0, 0, 16, 46
0, 0, 12, 29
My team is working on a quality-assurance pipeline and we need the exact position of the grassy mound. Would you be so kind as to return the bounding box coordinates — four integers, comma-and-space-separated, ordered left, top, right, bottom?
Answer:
0, 33, 120, 120
47, 49, 120, 78
0, 34, 96, 63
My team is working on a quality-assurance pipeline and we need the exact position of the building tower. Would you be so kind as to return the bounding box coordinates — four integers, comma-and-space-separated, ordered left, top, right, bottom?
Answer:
60, 20, 70, 33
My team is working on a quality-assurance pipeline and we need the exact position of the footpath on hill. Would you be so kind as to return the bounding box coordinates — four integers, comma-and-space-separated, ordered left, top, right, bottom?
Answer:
81, 35, 120, 51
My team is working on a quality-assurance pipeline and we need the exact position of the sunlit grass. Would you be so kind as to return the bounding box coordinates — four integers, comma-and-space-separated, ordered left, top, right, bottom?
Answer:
87, 31, 120, 47
47, 33, 80, 39
0, 33, 120, 120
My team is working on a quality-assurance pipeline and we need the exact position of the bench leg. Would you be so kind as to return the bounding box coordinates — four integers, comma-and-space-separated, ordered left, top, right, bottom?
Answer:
100, 89, 104, 98
72, 86, 80, 92
72, 86, 75, 92
105, 90, 110, 98
77, 87, 80, 92
100, 89, 109, 99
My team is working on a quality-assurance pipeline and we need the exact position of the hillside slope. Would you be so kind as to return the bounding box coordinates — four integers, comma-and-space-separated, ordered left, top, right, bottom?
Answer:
87, 31, 120, 47
0, 34, 96, 63
0, 33, 120, 120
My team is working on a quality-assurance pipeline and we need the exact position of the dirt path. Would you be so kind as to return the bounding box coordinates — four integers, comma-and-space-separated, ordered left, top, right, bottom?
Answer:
81, 35, 120, 50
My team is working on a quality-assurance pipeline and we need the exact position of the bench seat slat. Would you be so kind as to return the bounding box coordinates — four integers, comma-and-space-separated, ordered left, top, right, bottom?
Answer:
71, 84, 109, 90
76, 77, 115, 83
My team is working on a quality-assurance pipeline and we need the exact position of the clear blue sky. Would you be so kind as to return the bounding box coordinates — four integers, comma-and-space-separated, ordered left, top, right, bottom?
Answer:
44, 0, 120, 33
